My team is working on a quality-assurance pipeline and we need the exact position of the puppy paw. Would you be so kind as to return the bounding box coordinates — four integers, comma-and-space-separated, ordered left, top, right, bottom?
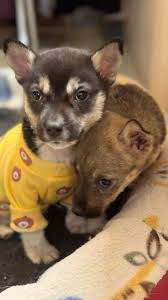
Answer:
65, 210, 88, 234
65, 210, 105, 235
21, 230, 59, 264
0, 225, 14, 239
26, 243, 59, 264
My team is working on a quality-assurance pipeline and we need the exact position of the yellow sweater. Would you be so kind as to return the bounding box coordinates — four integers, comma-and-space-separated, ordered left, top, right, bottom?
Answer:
0, 124, 76, 232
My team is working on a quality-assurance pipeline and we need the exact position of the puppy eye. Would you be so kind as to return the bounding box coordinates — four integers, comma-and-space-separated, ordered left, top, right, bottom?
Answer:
75, 90, 88, 102
96, 177, 112, 189
31, 90, 42, 101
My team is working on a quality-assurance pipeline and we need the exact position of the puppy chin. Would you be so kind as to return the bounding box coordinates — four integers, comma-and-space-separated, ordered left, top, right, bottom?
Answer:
47, 140, 77, 150
38, 132, 78, 149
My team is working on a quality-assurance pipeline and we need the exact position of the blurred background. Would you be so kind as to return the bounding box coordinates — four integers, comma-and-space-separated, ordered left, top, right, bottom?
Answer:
0, 0, 168, 121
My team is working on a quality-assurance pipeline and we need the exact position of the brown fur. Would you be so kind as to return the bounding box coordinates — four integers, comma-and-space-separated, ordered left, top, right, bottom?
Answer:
105, 84, 166, 146
73, 84, 166, 217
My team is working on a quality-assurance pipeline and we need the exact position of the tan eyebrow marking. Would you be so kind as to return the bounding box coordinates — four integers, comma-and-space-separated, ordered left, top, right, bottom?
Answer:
80, 91, 106, 130
66, 77, 92, 95
39, 76, 50, 94
66, 77, 80, 94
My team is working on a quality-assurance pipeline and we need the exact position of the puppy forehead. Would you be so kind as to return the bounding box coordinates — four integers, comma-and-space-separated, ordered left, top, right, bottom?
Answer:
33, 48, 98, 86
36, 47, 91, 74
78, 132, 127, 168
41, 46, 90, 62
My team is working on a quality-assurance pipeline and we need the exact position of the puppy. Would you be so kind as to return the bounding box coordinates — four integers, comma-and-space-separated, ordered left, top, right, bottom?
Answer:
69, 84, 166, 231
0, 39, 123, 264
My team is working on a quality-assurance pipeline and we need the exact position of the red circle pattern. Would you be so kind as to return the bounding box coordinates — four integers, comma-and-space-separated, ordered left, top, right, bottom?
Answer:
12, 167, 21, 182
20, 148, 32, 166
13, 216, 34, 229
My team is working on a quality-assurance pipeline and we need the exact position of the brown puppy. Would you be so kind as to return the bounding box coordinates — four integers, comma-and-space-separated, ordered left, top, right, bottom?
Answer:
71, 84, 166, 221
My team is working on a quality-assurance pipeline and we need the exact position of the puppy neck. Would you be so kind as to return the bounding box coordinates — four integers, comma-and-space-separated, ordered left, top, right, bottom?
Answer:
22, 117, 75, 165
37, 143, 75, 165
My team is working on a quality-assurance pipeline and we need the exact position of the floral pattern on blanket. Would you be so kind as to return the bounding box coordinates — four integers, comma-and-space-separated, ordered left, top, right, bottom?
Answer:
111, 216, 168, 300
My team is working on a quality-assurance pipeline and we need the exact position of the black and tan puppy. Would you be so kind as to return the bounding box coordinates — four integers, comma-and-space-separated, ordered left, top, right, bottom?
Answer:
1, 39, 123, 264
68, 84, 166, 232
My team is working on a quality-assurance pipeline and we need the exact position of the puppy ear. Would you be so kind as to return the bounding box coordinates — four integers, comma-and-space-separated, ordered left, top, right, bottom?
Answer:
119, 120, 154, 157
3, 39, 36, 83
91, 38, 123, 81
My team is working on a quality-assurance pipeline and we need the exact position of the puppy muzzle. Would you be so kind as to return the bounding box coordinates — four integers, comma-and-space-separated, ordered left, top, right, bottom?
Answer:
37, 121, 82, 144
72, 205, 102, 218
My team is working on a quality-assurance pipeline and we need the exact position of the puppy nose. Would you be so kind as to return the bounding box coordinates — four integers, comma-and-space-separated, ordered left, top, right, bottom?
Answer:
46, 125, 63, 138
72, 206, 86, 217
72, 197, 86, 216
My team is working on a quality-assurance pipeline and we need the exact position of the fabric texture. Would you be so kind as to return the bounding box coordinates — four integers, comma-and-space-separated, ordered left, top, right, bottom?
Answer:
0, 124, 76, 232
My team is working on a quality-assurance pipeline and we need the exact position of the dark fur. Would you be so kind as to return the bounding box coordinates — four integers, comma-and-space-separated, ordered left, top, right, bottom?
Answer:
24, 48, 108, 152
22, 116, 38, 154
4, 39, 123, 154
23, 48, 107, 114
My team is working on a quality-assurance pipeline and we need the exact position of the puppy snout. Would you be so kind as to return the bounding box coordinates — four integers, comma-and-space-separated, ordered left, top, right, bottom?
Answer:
46, 124, 63, 138
84, 209, 102, 218
72, 197, 86, 216
72, 206, 101, 218
72, 197, 102, 218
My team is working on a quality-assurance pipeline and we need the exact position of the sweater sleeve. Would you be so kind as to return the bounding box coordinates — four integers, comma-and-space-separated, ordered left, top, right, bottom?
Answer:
7, 166, 48, 233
